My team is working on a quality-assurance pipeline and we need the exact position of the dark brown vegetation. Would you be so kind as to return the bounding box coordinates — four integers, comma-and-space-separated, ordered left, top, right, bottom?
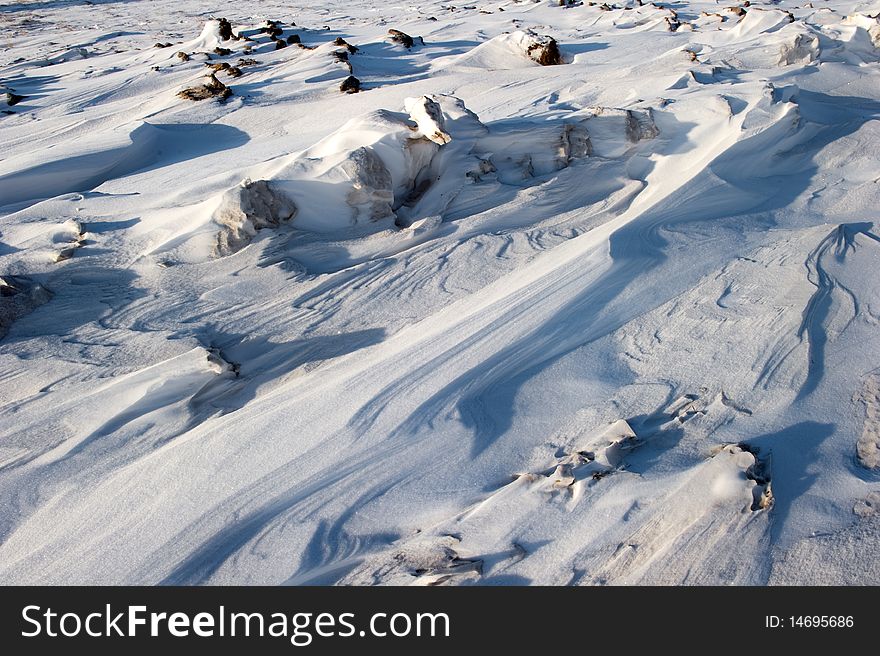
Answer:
178, 73, 232, 101
339, 75, 361, 94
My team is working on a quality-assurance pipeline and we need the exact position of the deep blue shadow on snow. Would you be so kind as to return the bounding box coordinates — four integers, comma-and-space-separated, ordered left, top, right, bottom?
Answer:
352, 90, 880, 458
0, 123, 250, 208
742, 421, 835, 543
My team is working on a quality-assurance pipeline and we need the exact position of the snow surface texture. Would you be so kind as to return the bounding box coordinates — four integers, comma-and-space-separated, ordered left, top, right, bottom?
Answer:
1, 0, 880, 585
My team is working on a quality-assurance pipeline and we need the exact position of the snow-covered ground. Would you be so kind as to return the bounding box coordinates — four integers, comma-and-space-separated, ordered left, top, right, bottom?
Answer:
1, 0, 879, 585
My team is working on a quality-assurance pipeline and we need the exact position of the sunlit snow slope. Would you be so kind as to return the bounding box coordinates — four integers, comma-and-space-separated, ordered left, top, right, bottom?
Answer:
1, 0, 880, 585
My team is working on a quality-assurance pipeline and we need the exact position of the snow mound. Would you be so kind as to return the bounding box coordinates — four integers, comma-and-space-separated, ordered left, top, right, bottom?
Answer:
447, 30, 564, 70
178, 73, 232, 102
204, 96, 462, 249
190, 19, 233, 51
387, 29, 423, 49
715, 13, 821, 69
281, 102, 447, 232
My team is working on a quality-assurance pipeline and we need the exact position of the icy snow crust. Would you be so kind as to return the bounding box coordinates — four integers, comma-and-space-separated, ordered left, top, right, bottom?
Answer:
1, 0, 880, 585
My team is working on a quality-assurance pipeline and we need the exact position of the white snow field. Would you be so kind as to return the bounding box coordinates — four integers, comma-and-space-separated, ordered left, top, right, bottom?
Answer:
1, 0, 880, 586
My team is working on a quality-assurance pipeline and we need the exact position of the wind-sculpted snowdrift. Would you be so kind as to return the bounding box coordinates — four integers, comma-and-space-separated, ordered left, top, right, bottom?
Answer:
210, 95, 658, 255
448, 30, 566, 69
1, 0, 880, 587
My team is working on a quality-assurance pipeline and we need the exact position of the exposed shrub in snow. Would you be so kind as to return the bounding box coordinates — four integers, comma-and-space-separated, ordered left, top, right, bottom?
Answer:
340, 75, 361, 93
523, 31, 563, 65
388, 29, 423, 48
333, 37, 359, 54
217, 18, 234, 41
192, 19, 228, 51
177, 73, 232, 101
451, 30, 566, 68
260, 20, 284, 38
